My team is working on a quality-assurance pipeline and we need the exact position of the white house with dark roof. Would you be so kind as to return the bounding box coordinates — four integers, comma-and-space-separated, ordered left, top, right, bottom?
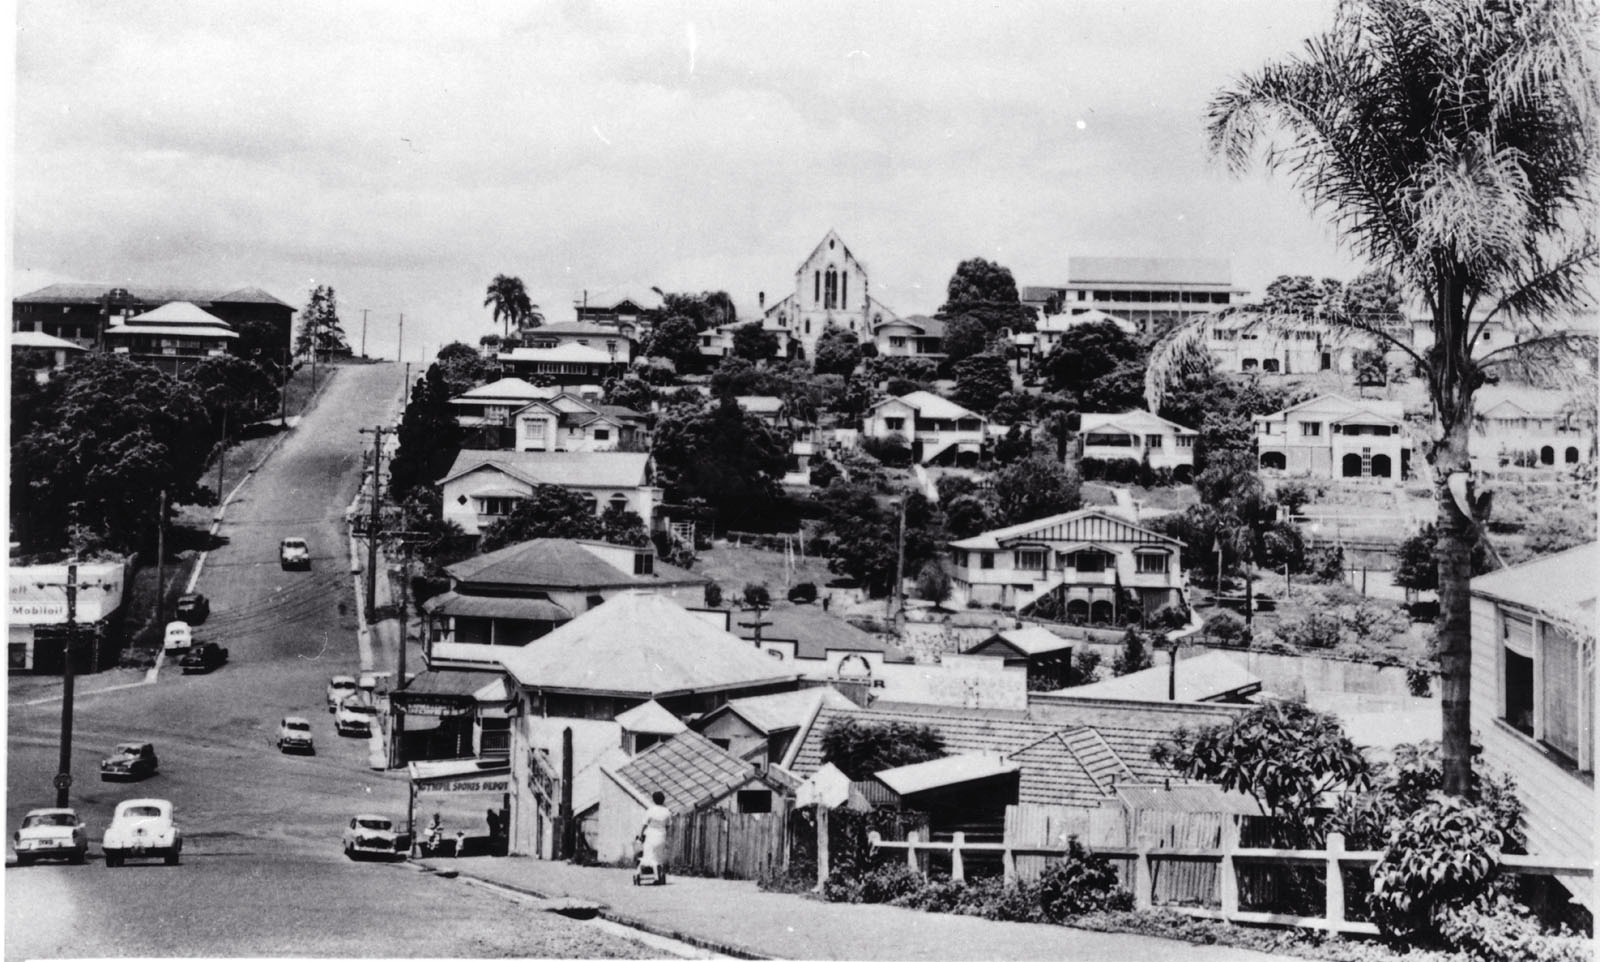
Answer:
949, 507, 1186, 620
864, 391, 988, 466
760, 230, 899, 360
519, 321, 638, 364
450, 377, 569, 429
1025, 257, 1247, 336
509, 393, 649, 452
439, 450, 661, 536
872, 315, 946, 359
1470, 543, 1595, 911
1471, 385, 1592, 469
1078, 410, 1198, 478
496, 342, 620, 385
1254, 393, 1411, 482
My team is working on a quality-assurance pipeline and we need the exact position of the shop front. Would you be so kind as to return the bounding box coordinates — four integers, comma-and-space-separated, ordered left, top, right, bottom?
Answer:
407, 759, 514, 857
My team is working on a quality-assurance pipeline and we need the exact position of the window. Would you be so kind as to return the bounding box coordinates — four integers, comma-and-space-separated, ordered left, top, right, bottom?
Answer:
593, 428, 610, 441
980, 552, 994, 570
885, 417, 905, 431
477, 497, 518, 516
814, 271, 821, 305
890, 336, 906, 348
711, 737, 732, 750
1145, 434, 1163, 449
1136, 553, 1168, 574
1502, 613, 1535, 734
1072, 552, 1105, 573
609, 494, 628, 513
737, 790, 773, 814
1016, 550, 1045, 571
1302, 422, 1322, 437
1176, 436, 1195, 448
633, 553, 654, 575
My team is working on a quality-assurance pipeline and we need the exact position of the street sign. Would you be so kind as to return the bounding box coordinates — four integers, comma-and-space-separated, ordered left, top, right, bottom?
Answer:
53, 773, 72, 792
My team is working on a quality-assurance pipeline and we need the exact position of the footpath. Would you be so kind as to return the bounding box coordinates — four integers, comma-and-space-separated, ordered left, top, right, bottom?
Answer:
414, 855, 1286, 961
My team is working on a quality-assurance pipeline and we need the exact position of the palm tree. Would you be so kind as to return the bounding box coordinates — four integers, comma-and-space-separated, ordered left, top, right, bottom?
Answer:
483, 275, 542, 339
1146, 0, 1598, 795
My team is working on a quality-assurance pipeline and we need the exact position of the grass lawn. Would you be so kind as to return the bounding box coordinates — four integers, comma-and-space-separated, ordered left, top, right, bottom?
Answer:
694, 542, 839, 598
1081, 481, 1199, 512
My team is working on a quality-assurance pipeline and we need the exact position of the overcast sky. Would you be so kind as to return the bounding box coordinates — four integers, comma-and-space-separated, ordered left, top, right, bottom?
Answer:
11, 0, 1364, 362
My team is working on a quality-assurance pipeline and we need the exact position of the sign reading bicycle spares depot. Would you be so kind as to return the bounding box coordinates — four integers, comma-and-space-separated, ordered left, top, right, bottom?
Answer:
415, 773, 512, 796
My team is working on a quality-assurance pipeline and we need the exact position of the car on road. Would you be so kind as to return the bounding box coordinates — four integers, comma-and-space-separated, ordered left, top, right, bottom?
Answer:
326, 675, 358, 712
162, 621, 193, 653
277, 716, 315, 754
12, 808, 88, 865
102, 799, 182, 867
174, 593, 210, 624
343, 814, 410, 861
279, 536, 311, 570
334, 695, 379, 737
179, 641, 229, 674
100, 742, 159, 781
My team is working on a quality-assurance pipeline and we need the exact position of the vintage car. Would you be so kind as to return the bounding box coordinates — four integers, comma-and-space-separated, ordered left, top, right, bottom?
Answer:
279, 536, 311, 570
174, 593, 210, 625
179, 641, 229, 674
277, 716, 315, 755
12, 808, 88, 865
342, 814, 410, 861
334, 695, 379, 737
326, 675, 358, 712
162, 621, 193, 653
102, 798, 182, 867
100, 741, 159, 781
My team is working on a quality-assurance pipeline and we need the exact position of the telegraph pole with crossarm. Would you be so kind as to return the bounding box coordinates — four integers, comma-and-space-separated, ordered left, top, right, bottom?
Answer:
357, 426, 392, 621
34, 559, 115, 807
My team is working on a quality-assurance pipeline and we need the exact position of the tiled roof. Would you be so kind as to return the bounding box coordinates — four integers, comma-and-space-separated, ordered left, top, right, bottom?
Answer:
612, 730, 780, 812
497, 592, 801, 697
735, 604, 914, 662
440, 450, 651, 489
445, 538, 703, 591
13, 282, 291, 307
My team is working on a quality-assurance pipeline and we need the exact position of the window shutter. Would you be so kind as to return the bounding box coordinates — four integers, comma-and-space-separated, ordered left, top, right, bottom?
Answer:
1502, 613, 1534, 657
1541, 624, 1582, 761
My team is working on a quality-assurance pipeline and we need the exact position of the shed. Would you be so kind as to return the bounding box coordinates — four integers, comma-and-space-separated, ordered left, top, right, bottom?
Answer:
966, 626, 1074, 689
873, 753, 1021, 838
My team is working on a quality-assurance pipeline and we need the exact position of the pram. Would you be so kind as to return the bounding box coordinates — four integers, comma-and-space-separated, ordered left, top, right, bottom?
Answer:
632, 838, 666, 886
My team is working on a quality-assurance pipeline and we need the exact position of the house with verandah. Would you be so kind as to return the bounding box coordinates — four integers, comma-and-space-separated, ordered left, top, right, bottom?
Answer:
1253, 393, 1411, 483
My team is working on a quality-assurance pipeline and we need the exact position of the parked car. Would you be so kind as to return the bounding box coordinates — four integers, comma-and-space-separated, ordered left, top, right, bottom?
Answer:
279, 537, 311, 570
12, 808, 87, 865
174, 593, 210, 625
276, 716, 315, 755
334, 695, 379, 737
100, 742, 159, 781
162, 621, 193, 653
326, 675, 358, 713
102, 799, 181, 867
357, 672, 383, 695
343, 814, 410, 861
179, 641, 229, 674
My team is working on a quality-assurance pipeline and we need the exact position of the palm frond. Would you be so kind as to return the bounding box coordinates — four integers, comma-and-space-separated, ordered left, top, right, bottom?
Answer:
1477, 329, 1599, 391
1477, 240, 1600, 330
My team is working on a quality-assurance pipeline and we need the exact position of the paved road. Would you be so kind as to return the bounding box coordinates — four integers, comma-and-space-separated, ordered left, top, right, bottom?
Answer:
6, 362, 650, 959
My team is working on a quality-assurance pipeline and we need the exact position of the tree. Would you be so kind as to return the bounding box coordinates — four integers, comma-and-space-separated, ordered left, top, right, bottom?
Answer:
1078, 358, 1147, 413
1112, 627, 1155, 676
11, 354, 213, 552
942, 493, 997, 540
941, 314, 991, 365
1392, 523, 1493, 595
730, 322, 779, 363
653, 289, 737, 333
821, 717, 945, 780
484, 274, 538, 338
602, 375, 654, 413
993, 456, 1081, 527
1154, 0, 1600, 797
741, 582, 772, 608
644, 315, 702, 371
387, 363, 464, 503
651, 395, 789, 530
951, 352, 1012, 413
1259, 275, 1343, 316
599, 502, 651, 548
434, 342, 497, 396
293, 285, 349, 358
1152, 700, 1371, 842
813, 325, 863, 377
479, 485, 608, 551
182, 354, 279, 434
915, 560, 952, 608
937, 258, 1037, 334
1043, 320, 1142, 397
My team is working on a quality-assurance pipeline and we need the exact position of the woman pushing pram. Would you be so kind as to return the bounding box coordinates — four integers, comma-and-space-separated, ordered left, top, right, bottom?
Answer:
633, 790, 670, 886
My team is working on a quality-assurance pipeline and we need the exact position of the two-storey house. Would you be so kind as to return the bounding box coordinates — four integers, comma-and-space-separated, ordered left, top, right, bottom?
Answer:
511, 394, 648, 453
1202, 313, 1368, 375
1472, 385, 1592, 469
864, 391, 987, 466
438, 450, 661, 537
518, 322, 638, 365
872, 315, 946, 360
949, 507, 1185, 620
1469, 543, 1594, 911
1254, 394, 1411, 482
102, 301, 239, 367
496, 343, 620, 385
1078, 411, 1198, 480
450, 377, 567, 431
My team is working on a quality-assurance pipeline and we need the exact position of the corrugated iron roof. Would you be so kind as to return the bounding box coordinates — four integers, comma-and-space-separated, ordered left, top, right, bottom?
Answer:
420, 590, 572, 622
14, 282, 291, 307
1471, 542, 1597, 633
440, 450, 651, 489
614, 699, 689, 736
445, 539, 702, 591
876, 753, 1019, 795
1060, 652, 1261, 703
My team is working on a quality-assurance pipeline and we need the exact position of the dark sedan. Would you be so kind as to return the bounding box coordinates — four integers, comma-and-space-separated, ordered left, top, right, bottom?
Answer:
174, 593, 210, 625
179, 642, 230, 674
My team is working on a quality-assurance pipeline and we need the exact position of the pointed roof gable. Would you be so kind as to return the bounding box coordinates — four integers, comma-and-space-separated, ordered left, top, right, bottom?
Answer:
124, 301, 232, 326
1079, 410, 1197, 436
869, 390, 979, 421
1256, 392, 1405, 424
795, 229, 866, 277
453, 377, 557, 403
974, 626, 1074, 657
610, 729, 794, 812
615, 699, 689, 736
951, 508, 1182, 551
498, 592, 801, 697
439, 450, 651, 489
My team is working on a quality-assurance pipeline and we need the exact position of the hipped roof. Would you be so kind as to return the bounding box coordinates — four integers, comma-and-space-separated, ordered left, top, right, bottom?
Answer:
445, 538, 703, 591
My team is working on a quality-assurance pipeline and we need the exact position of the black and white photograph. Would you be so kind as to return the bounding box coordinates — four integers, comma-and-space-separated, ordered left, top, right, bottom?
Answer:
7, 1, 1597, 959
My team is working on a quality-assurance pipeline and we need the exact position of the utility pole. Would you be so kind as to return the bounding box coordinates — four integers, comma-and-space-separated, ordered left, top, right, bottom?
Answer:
358, 426, 391, 621
215, 410, 227, 506
279, 350, 289, 427
397, 313, 405, 366
377, 527, 428, 769
34, 560, 110, 807
154, 490, 167, 626
361, 309, 370, 358
892, 496, 907, 624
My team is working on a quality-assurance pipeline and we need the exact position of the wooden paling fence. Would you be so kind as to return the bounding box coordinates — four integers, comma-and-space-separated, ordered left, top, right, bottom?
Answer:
663, 803, 791, 881
1003, 803, 1221, 907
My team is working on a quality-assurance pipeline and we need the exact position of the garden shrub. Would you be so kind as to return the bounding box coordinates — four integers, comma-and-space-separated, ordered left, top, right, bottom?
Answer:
1204, 610, 1251, 647
857, 863, 924, 904
788, 581, 818, 604
703, 582, 723, 607
1436, 899, 1593, 962
1034, 837, 1134, 920
1370, 794, 1503, 942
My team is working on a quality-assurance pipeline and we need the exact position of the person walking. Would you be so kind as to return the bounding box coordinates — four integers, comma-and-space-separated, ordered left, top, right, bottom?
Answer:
636, 790, 670, 881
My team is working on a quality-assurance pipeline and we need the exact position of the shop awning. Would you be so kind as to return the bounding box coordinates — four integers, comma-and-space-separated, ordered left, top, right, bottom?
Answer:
408, 759, 512, 796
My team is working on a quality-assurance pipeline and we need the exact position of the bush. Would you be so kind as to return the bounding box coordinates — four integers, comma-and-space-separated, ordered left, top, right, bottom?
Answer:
1204, 610, 1251, 647
808, 458, 841, 489
1034, 838, 1134, 921
1370, 795, 1504, 942
861, 433, 913, 468
857, 863, 924, 904
787, 582, 818, 604
1437, 899, 1593, 962
742, 582, 772, 608
703, 582, 723, 607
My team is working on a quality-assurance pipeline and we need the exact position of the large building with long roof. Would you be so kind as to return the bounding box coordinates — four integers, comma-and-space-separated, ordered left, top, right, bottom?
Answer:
12, 282, 293, 357
1024, 257, 1247, 336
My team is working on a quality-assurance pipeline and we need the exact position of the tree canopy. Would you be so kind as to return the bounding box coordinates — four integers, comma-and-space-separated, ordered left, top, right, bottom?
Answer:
951, 352, 1013, 413
484, 275, 539, 337
812, 325, 864, 377
730, 322, 779, 362
937, 258, 1037, 334
293, 285, 349, 358
992, 456, 1081, 527
478, 485, 647, 551
182, 354, 280, 432
821, 717, 945, 780
651, 395, 789, 529
653, 289, 737, 333
1043, 321, 1144, 403
387, 362, 465, 504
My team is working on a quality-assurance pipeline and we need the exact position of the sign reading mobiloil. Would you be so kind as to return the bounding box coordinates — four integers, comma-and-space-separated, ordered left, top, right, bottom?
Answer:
9, 561, 127, 624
